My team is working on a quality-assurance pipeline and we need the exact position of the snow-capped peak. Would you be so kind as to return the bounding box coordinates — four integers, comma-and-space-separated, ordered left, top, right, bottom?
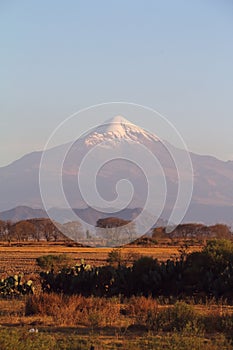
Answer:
96, 115, 140, 135
84, 115, 159, 147
106, 115, 132, 125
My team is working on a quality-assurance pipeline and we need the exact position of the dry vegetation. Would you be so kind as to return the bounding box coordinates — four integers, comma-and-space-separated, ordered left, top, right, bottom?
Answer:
0, 295, 233, 349
0, 241, 202, 276
0, 240, 233, 349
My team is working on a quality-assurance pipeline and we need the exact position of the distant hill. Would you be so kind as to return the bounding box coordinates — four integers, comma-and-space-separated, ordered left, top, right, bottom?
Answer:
0, 206, 48, 222
0, 206, 147, 224
48, 206, 144, 224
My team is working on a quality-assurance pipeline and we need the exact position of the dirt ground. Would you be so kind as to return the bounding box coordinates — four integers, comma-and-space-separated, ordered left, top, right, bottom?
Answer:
0, 242, 202, 276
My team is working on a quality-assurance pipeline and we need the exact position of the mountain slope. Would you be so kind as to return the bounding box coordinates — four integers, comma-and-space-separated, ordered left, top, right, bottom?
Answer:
0, 206, 48, 222
0, 116, 232, 225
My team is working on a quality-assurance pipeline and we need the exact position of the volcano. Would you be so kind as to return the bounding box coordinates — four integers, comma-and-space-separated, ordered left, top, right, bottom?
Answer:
0, 116, 232, 226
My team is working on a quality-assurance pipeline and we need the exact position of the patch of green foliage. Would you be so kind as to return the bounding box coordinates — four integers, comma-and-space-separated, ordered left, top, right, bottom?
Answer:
36, 254, 72, 272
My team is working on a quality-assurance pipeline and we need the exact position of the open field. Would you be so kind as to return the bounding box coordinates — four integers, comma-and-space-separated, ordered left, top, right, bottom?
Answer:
0, 295, 233, 350
1, 241, 233, 349
0, 242, 202, 276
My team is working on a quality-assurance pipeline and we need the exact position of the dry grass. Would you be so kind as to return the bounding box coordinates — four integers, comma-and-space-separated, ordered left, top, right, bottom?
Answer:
123, 296, 158, 325
0, 241, 202, 277
0, 242, 232, 349
25, 294, 121, 327
1, 295, 233, 329
0, 295, 233, 350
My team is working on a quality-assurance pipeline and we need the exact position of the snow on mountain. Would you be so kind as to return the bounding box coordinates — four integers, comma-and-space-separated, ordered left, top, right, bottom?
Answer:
83, 115, 159, 147
0, 115, 232, 226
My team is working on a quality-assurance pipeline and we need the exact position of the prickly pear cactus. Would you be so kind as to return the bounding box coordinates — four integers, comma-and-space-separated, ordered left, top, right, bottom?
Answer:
0, 274, 34, 297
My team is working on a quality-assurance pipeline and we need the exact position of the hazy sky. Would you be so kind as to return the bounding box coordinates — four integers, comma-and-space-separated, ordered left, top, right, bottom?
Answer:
1, 0, 233, 166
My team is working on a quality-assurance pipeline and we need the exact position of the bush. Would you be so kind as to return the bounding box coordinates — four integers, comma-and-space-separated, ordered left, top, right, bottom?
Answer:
124, 296, 158, 326
25, 293, 120, 327
107, 248, 124, 266
148, 302, 202, 333
169, 302, 198, 331
37, 240, 233, 300
36, 254, 72, 272
185, 240, 233, 299
131, 257, 161, 296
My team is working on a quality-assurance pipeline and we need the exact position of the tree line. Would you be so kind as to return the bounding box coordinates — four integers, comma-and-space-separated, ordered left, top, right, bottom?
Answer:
0, 216, 231, 244
0, 219, 66, 242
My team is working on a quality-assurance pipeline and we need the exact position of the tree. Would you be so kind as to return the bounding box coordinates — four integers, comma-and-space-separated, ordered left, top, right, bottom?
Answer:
43, 220, 56, 242
86, 230, 91, 239
132, 256, 160, 296
152, 227, 167, 240
0, 220, 13, 243
107, 248, 124, 267
96, 217, 136, 246
184, 239, 233, 299
62, 221, 84, 242
30, 219, 43, 241
40, 220, 61, 242
29, 219, 64, 242
210, 224, 232, 240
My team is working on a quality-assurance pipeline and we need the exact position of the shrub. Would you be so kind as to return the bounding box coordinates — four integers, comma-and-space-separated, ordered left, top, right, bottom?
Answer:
37, 240, 233, 300
148, 302, 202, 333
132, 257, 161, 296
185, 240, 233, 299
107, 248, 124, 266
169, 302, 198, 331
124, 296, 158, 326
36, 254, 72, 272
25, 293, 120, 327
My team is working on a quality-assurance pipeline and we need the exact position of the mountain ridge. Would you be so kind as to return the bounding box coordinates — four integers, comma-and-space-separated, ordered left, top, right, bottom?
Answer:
0, 205, 151, 225
0, 116, 232, 226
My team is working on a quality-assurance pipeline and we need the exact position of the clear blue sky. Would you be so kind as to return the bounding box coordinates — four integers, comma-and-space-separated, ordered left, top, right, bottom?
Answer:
1, 0, 233, 166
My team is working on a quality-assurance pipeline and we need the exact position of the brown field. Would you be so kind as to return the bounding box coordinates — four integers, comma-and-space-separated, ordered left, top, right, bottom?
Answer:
0, 293, 232, 350
0, 242, 202, 276
0, 242, 233, 349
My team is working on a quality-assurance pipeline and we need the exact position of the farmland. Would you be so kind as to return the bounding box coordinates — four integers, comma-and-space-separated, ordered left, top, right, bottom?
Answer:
0, 242, 202, 276
0, 241, 233, 349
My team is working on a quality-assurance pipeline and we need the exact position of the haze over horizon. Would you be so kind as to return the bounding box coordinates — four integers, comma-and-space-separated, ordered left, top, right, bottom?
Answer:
1, 1, 233, 166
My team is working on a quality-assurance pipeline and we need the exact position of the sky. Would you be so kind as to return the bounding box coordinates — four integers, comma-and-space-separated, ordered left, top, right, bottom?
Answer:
1, 0, 233, 166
